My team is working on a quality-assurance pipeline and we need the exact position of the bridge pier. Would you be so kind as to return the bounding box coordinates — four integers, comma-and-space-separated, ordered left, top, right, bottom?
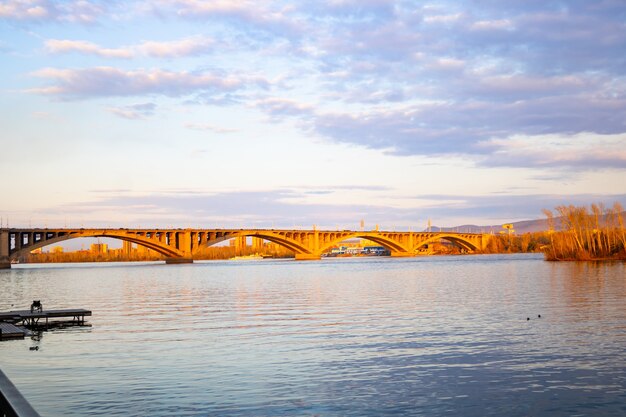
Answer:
480, 234, 491, 252
390, 252, 414, 258
1, 230, 10, 269
295, 253, 321, 261
165, 257, 194, 265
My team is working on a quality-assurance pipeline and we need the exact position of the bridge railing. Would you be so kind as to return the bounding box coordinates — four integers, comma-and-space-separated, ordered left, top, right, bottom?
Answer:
0, 369, 41, 417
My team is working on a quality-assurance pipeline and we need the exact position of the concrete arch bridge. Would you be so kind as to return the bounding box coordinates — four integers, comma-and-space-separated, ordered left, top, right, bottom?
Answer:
0, 228, 491, 268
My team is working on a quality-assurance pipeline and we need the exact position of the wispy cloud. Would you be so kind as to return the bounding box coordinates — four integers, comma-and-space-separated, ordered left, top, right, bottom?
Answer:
184, 123, 238, 133
478, 133, 626, 169
469, 19, 515, 32
107, 102, 156, 119
0, 0, 107, 23
0, 0, 50, 20
44, 39, 133, 58
155, 0, 303, 37
138, 36, 214, 57
28, 67, 268, 99
44, 36, 215, 59
36, 189, 626, 229
255, 97, 313, 121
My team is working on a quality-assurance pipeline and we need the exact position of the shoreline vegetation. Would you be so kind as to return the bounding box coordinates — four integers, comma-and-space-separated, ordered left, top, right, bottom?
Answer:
17, 202, 626, 264
541, 203, 626, 261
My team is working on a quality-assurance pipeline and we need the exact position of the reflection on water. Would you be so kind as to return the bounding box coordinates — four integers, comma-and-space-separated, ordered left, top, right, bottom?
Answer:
1, 255, 625, 416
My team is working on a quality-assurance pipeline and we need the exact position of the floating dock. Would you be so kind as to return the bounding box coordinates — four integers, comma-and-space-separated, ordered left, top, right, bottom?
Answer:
0, 308, 91, 333
0, 322, 29, 339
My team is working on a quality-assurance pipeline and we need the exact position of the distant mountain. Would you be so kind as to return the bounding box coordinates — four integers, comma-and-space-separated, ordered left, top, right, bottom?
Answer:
429, 211, 625, 234
428, 218, 549, 234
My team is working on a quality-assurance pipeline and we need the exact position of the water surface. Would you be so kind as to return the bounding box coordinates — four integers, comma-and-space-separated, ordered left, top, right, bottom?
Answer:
1, 254, 625, 416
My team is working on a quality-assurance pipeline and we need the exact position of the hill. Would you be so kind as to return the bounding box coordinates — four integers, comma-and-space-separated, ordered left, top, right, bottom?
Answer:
429, 211, 625, 234
428, 218, 548, 234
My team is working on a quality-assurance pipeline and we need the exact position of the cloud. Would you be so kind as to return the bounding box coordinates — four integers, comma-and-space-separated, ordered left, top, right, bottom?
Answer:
0, 0, 54, 20
89, 188, 133, 194
282, 5, 624, 178
44, 36, 215, 59
412, 193, 626, 225
256, 93, 626, 164
28, 67, 268, 99
423, 13, 463, 25
478, 133, 626, 169
13, 0, 626, 173
44, 39, 133, 58
254, 97, 313, 121
32, 188, 432, 228
0, 0, 106, 23
37, 189, 626, 229
155, 0, 302, 38
300, 185, 392, 192
107, 102, 156, 119
469, 19, 514, 32
302, 0, 396, 22
138, 36, 214, 57
252, 49, 626, 161
184, 123, 238, 133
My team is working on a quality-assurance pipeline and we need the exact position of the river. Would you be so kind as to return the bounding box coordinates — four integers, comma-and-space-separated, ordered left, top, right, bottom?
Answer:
1, 254, 625, 416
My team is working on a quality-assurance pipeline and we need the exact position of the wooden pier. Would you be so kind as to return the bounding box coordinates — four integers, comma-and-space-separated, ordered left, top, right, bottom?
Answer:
0, 308, 91, 336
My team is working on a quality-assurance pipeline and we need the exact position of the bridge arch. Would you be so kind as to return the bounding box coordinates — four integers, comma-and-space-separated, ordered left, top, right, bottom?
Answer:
8, 230, 184, 261
198, 231, 315, 257
318, 233, 410, 255
411, 234, 479, 253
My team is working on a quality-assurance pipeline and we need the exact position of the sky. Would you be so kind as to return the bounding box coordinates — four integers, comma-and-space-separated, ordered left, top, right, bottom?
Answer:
1, 0, 625, 231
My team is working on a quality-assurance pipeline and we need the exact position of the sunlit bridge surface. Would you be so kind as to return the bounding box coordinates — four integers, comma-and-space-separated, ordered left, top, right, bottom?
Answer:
1, 255, 625, 416
0, 228, 491, 264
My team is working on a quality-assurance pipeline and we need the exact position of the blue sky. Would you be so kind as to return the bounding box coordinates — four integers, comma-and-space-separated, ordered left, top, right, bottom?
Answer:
1, 0, 625, 230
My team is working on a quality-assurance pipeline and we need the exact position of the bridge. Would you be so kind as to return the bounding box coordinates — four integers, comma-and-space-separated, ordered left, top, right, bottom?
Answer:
0, 228, 491, 268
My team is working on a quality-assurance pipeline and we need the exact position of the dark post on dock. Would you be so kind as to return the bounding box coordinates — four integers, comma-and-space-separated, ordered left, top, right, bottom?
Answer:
0, 369, 42, 417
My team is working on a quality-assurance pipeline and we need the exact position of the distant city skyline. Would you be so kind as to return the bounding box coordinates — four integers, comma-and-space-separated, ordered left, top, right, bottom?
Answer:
1, 1, 625, 229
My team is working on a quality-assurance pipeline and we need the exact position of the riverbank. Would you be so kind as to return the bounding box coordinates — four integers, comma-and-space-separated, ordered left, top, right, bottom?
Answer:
544, 252, 626, 261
